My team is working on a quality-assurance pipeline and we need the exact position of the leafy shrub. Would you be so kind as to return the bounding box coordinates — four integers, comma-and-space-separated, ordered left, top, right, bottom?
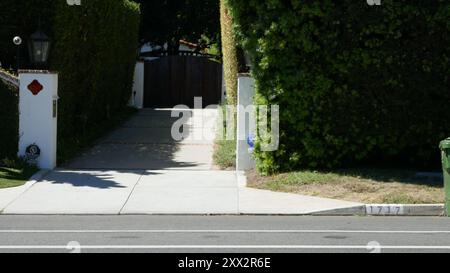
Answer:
214, 140, 237, 169
0, 80, 18, 162
227, 0, 450, 174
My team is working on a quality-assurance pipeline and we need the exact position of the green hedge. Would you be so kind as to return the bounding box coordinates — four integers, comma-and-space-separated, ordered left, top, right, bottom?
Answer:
51, 0, 140, 150
0, 0, 140, 164
227, 0, 450, 174
0, 80, 18, 161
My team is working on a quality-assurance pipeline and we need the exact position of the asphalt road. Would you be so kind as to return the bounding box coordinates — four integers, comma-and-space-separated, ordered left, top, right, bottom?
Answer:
0, 215, 450, 253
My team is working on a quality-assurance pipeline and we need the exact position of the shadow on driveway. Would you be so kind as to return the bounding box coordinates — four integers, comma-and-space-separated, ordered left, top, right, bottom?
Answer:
65, 108, 216, 171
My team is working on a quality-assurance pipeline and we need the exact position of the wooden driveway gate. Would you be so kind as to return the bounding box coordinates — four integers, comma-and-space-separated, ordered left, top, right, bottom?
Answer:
144, 56, 222, 108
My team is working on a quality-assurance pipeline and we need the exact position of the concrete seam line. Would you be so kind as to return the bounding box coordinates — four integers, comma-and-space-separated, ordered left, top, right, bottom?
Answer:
118, 170, 146, 215
0, 170, 50, 214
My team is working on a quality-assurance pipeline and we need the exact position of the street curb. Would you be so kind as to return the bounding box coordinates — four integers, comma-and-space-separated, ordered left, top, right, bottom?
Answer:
365, 204, 445, 216
310, 206, 367, 216
22, 169, 51, 189
312, 204, 445, 217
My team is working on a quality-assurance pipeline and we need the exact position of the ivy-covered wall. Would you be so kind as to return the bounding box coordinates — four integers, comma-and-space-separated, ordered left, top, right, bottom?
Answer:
227, 0, 450, 174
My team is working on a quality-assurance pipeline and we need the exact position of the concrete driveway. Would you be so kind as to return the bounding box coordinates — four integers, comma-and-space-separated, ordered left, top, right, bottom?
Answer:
67, 108, 217, 170
1, 108, 361, 215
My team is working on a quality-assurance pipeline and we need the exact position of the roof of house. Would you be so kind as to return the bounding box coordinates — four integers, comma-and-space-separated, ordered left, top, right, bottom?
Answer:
179, 40, 199, 50
0, 68, 19, 87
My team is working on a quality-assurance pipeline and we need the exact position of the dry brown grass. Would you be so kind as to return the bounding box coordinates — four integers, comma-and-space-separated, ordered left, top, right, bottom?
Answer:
247, 169, 444, 204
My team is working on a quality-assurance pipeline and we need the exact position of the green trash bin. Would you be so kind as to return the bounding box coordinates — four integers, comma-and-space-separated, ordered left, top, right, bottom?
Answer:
439, 138, 450, 216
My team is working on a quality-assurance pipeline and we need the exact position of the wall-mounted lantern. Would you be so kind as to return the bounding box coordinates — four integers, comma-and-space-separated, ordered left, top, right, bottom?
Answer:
28, 30, 51, 68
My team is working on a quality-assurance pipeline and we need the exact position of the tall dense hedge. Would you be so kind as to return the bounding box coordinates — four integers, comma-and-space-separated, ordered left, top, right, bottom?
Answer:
0, 0, 140, 163
0, 80, 18, 161
227, 0, 450, 173
51, 0, 140, 157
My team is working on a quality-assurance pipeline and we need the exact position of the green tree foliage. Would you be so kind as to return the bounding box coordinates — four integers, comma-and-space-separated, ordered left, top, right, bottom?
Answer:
136, 0, 220, 53
227, 0, 450, 174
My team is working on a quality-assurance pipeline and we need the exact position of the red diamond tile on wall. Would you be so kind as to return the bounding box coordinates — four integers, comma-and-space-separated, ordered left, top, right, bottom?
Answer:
27, 80, 44, 96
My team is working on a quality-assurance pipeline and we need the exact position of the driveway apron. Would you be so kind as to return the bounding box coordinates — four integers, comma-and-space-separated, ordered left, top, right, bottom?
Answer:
2, 108, 362, 215
3, 109, 240, 214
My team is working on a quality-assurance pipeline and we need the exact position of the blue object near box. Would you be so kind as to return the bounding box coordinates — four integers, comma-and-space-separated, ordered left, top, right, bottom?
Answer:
247, 134, 255, 153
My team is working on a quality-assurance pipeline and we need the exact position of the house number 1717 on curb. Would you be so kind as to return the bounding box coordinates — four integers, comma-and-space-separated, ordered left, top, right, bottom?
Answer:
67, 0, 81, 6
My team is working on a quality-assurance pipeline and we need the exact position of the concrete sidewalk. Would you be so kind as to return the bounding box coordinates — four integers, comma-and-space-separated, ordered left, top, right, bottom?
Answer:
0, 109, 362, 215
1, 169, 361, 215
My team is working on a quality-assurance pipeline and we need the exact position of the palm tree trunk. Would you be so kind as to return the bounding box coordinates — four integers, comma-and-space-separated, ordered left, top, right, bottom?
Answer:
220, 0, 238, 106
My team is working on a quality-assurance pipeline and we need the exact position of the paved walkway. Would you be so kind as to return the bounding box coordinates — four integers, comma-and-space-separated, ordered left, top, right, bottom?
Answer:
68, 109, 216, 170
0, 109, 362, 215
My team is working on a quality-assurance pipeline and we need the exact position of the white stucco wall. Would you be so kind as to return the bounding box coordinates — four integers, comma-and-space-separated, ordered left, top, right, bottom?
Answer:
221, 68, 226, 104
130, 61, 144, 109
18, 71, 58, 170
236, 75, 256, 171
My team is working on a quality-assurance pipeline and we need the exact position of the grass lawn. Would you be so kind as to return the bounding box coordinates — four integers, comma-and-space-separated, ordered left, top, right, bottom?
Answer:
0, 166, 38, 189
247, 168, 445, 204
212, 104, 236, 170
213, 140, 236, 170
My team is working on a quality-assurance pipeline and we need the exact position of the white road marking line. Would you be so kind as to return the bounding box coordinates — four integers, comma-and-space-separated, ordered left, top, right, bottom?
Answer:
0, 230, 449, 234
0, 245, 449, 250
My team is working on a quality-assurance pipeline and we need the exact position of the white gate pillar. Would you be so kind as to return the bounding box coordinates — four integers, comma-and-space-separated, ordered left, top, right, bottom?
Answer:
18, 71, 58, 170
130, 61, 144, 109
236, 74, 256, 171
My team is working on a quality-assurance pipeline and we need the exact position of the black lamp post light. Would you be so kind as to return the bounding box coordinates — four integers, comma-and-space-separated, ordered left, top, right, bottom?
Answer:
28, 29, 51, 69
